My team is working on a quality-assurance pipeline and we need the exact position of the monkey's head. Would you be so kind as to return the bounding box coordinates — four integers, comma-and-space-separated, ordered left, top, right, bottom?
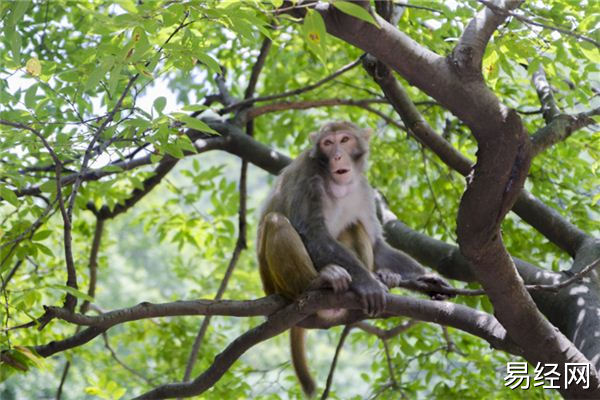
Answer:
309, 121, 372, 185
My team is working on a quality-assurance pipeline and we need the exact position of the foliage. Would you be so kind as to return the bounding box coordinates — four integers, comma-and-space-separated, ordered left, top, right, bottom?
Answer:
0, 0, 598, 399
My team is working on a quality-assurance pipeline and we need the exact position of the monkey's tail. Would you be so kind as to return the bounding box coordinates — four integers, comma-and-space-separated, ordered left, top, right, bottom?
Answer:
290, 326, 316, 397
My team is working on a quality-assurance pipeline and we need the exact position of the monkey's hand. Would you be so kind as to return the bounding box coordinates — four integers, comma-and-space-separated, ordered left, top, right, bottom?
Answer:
351, 275, 387, 316
319, 264, 352, 293
375, 268, 402, 289
416, 274, 455, 301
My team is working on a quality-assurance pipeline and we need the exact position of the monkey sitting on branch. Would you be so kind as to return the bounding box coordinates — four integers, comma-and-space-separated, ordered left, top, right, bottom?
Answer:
257, 121, 452, 397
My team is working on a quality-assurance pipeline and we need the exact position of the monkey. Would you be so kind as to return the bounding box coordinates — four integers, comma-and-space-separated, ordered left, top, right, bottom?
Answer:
257, 121, 452, 397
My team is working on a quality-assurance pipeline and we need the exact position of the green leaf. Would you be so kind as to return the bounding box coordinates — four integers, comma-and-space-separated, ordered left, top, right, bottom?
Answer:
181, 104, 208, 112
24, 84, 37, 109
32, 230, 52, 241
580, 42, 600, 64
163, 143, 184, 158
179, 116, 218, 134
10, 30, 21, 62
85, 61, 112, 91
301, 9, 328, 65
196, 52, 221, 75
0, 186, 19, 207
47, 284, 94, 302
35, 243, 54, 257
108, 64, 123, 96
39, 180, 57, 194
11, 1, 30, 26
332, 1, 380, 28
153, 96, 167, 115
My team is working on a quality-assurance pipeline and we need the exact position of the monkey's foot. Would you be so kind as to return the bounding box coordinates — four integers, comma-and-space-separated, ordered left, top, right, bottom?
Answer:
417, 274, 455, 300
375, 268, 402, 289
319, 264, 352, 293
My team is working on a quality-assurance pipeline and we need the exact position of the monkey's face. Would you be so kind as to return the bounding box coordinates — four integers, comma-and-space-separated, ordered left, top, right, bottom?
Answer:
319, 131, 357, 185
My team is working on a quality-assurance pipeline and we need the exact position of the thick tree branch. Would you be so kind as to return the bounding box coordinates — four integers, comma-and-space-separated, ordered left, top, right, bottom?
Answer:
126, 291, 516, 399
36, 292, 518, 357
361, 58, 472, 176
512, 190, 589, 257
453, 0, 523, 74
361, 57, 591, 258
310, 5, 600, 394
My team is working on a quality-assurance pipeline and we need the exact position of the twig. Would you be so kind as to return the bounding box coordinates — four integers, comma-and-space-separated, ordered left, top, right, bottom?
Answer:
181, 173, 247, 381
382, 339, 398, 389
55, 360, 70, 400
353, 320, 418, 340
80, 219, 104, 313
529, 257, 600, 292
0, 198, 58, 265
246, 98, 388, 120
321, 325, 352, 399
102, 331, 155, 384
243, 36, 272, 100
477, 0, 600, 48
531, 107, 599, 157
0, 261, 22, 292
220, 56, 364, 114
90, 157, 179, 220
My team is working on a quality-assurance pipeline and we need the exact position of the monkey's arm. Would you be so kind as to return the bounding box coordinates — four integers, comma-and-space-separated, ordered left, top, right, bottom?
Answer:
302, 224, 387, 315
373, 238, 427, 279
374, 238, 454, 299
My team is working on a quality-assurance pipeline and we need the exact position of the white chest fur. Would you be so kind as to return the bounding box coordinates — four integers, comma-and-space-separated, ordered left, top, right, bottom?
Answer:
322, 180, 378, 243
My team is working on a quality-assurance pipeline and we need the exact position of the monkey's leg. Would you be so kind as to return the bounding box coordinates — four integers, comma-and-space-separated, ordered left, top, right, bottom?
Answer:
259, 212, 318, 299
259, 212, 320, 397
337, 222, 374, 272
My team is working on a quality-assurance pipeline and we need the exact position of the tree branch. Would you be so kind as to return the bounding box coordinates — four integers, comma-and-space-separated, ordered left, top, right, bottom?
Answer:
320, 325, 352, 400
220, 56, 364, 114
361, 56, 592, 258
353, 320, 418, 340
35, 291, 518, 356
453, 0, 523, 74
532, 66, 560, 123
246, 98, 388, 120
91, 157, 179, 220
531, 108, 598, 157
130, 291, 518, 399
361, 58, 472, 176
477, 0, 600, 48
512, 190, 589, 257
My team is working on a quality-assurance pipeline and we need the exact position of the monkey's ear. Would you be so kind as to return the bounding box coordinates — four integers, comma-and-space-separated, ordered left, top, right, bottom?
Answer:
309, 131, 319, 144
362, 128, 373, 142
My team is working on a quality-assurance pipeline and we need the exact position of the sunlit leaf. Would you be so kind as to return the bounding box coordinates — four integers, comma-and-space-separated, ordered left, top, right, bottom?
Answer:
332, 0, 380, 28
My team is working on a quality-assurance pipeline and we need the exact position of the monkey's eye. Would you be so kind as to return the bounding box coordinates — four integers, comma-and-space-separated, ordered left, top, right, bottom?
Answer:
340, 136, 349, 143
323, 139, 333, 146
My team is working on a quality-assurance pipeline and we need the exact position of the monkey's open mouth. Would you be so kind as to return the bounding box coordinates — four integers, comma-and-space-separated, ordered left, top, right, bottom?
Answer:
335, 169, 349, 175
